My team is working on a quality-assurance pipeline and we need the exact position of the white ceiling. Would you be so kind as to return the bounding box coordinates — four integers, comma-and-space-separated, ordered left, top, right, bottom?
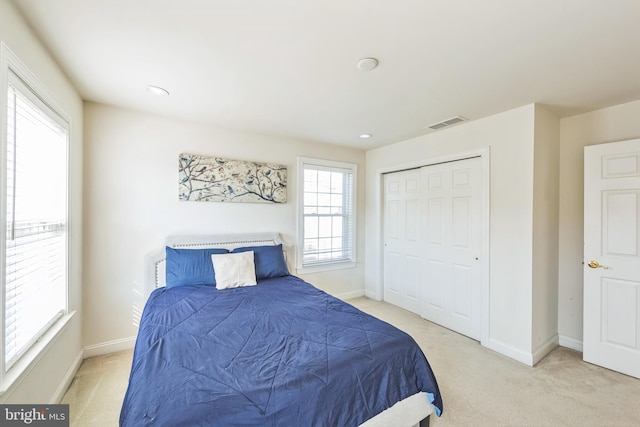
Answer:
11, 0, 640, 149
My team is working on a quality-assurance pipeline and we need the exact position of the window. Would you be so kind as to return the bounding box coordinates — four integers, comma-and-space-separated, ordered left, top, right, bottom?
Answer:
3, 69, 68, 370
297, 157, 356, 272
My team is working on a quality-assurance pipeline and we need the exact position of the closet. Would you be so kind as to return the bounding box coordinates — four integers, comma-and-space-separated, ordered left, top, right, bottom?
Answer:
383, 157, 483, 340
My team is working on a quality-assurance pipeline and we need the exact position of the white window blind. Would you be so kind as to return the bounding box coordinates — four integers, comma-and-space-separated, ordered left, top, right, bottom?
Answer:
4, 71, 67, 369
299, 158, 356, 268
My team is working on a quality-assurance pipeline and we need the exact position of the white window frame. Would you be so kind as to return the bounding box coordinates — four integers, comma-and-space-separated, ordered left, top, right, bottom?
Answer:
0, 43, 72, 392
296, 156, 357, 274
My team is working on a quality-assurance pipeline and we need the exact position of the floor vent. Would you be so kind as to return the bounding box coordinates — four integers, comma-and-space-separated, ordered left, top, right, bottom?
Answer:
427, 116, 467, 130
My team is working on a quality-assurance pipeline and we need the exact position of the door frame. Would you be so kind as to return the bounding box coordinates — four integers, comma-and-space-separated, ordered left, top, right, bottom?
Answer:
375, 147, 491, 347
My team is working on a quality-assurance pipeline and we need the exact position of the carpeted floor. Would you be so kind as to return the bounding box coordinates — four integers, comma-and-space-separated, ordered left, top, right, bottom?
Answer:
62, 297, 640, 426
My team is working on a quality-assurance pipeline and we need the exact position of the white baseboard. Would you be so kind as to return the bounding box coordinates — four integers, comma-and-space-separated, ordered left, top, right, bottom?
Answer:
364, 289, 381, 301
532, 334, 559, 365
559, 335, 583, 352
51, 350, 83, 403
484, 338, 535, 366
83, 336, 136, 359
484, 334, 559, 367
334, 289, 365, 300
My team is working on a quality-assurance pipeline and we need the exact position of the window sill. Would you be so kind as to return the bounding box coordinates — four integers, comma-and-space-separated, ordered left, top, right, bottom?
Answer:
296, 261, 356, 275
0, 311, 76, 395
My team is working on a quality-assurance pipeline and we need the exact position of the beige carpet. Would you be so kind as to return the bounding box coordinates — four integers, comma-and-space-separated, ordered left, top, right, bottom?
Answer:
63, 297, 640, 426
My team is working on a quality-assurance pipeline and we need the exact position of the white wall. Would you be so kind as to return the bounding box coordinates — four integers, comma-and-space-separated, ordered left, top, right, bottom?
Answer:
366, 104, 539, 362
77, 77, 640, 367
531, 105, 560, 359
82, 103, 366, 351
0, 0, 83, 403
558, 99, 640, 350
365, 99, 640, 362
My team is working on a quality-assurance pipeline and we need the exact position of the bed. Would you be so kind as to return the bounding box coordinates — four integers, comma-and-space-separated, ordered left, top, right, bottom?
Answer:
120, 233, 442, 426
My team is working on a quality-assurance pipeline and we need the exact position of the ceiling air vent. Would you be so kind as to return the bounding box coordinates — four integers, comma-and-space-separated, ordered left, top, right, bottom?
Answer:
427, 116, 467, 130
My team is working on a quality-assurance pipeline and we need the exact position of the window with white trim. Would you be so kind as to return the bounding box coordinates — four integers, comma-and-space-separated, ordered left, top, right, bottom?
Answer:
3, 69, 68, 370
297, 157, 356, 271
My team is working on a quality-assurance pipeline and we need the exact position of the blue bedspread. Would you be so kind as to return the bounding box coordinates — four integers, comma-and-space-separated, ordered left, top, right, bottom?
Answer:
120, 275, 442, 426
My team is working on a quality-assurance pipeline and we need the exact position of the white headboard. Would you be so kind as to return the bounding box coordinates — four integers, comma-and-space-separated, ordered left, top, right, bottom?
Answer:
146, 232, 287, 289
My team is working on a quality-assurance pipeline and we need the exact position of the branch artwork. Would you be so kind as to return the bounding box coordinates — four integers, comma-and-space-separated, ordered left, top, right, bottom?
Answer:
179, 153, 287, 203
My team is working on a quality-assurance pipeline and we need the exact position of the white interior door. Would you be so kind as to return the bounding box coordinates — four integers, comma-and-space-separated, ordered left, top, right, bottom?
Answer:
383, 169, 422, 314
584, 138, 640, 379
421, 157, 482, 340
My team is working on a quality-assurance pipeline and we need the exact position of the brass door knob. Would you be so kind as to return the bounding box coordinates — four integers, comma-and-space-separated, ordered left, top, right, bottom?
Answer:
587, 260, 608, 269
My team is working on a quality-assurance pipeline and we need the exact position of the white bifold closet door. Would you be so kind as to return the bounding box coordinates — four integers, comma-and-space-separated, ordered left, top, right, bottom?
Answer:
384, 168, 423, 314
384, 157, 482, 340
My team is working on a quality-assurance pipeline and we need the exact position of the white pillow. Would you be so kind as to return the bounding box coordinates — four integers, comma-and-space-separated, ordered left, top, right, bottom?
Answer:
211, 251, 257, 289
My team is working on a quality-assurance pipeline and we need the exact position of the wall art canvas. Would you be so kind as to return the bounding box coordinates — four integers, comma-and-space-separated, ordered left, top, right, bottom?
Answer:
179, 153, 287, 203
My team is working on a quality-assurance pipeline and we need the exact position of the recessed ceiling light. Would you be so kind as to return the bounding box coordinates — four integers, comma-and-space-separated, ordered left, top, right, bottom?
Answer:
359, 133, 372, 139
356, 58, 378, 71
146, 85, 170, 96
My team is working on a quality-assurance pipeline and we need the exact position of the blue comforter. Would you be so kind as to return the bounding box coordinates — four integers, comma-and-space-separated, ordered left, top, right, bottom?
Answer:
120, 275, 442, 426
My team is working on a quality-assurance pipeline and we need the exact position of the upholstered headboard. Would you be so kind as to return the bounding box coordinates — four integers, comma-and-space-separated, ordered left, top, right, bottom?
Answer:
146, 232, 287, 289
